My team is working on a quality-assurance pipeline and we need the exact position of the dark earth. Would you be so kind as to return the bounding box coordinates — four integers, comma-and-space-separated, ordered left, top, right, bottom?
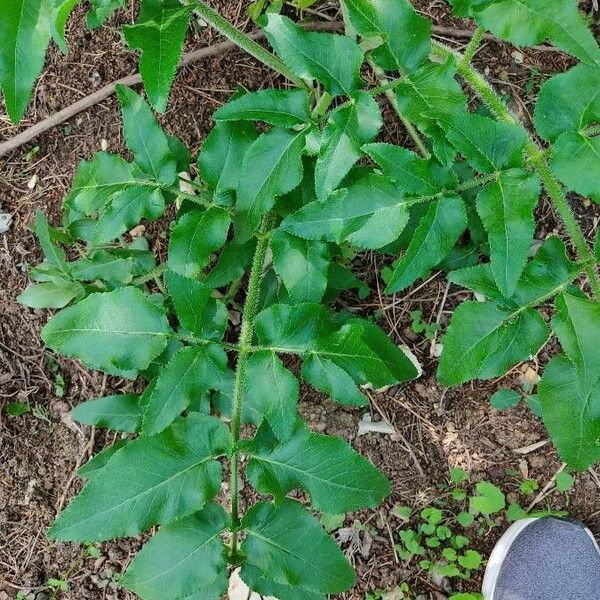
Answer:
1, 1, 599, 599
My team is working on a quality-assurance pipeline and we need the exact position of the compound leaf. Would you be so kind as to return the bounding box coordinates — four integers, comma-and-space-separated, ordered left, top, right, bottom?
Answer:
71, 394, 141, 432
263, 14, 364, 96
142, 344, 229, 436
49, 413, 230, 541
123, 0, 191, 112
538, 355, 600, 470
168, 207, 231, 278
214, 88, 311, 127
385, 196, 467, 293
240, 500, 355, 594
476, 169, 540, 297
116, 85, 178, 184
235, 127, 306, 241
247, 422, 390, 512
342, 0, 431, 73
271, 230, 330, 303
315, 91, 382, 200
438, 300, 549, 385
42, 287, 172, 378
121, 503, 229, 600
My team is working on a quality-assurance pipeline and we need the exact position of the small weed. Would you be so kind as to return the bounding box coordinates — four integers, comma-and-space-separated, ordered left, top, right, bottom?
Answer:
6, 401, 30, 417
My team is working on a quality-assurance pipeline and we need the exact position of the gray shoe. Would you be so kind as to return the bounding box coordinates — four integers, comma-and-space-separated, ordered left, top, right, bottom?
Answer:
482, 517, 600, 600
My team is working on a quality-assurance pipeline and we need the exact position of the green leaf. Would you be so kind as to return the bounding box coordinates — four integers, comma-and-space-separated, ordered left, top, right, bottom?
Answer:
469, 481, 505, 514
78, 440, 130, 479
438, 301, 549, 386
70, 249, 142, 285
240, 499, 355, 594
235, 127, 306, 241
282, 173, 410, 250
0, 0, 53, 122
168, 207, 230, 278
41, 287, 172, 378
166, 271, 227, 340
315, 92, 382, 200
121, 503, 229, 600
271, 230, 330, 303
53, 0, 80, 54
552, 292, 600, 395
18, 281, 83, 309
448, 263, 505, 304
342, 0, 431, 73
142, 344, 228, 436
538, 356, 600, 470
240, 565, 326, 600
214, 88, 311, 127
555, 471, 575, 492
116, 85, 177, 184
204, 240, 256, 288
123, 0, 191, 112
476, 170, 540, 297
385, 196, 467, 293
458, 550, 482, 570
445, 112, 528, 173
490, 388, 521, 410
263, 14, 364, 96
244, 351, 299, 441
71, 394, 141, 432
301, 354, 367, 406
364, 143, 458, 195
87, 0, 124, 27
35, 210, 67, 271
247, 422, 390, 512
458, 0, 600, 66
198, 121, 258, 201
49, 413, 230, 541
535, 64, 600, 202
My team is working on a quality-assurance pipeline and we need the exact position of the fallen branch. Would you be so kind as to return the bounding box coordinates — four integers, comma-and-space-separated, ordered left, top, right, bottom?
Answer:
0, 21, 562, 158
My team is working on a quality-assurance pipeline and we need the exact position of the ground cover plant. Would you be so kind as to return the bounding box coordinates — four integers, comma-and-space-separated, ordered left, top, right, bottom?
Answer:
3, 0, 600, 598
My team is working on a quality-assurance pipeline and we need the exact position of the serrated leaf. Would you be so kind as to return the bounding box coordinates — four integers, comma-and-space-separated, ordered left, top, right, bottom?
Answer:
364, 143, 458, 195
469, 481, 505, 514
49, 413, 230, 541
0, 0, 53, 122
116, 85, 177, 184
438, 301, 549, 385
315, 92, 382, 200
385, 196, 467, 293
539, 356, 600, 470
301, 354, 367, 406
282, 173, 410, 250
123, 0, 191, 112
71, 394, 141, 432
70, 250, 137, 285
204, 240, 256, 288
456, 0, 600, 66
247, 422, 389, 512
271, 230, 330, 303
448, 263, 506, 303
240, 500, 355, 594
235, 127, 306, 241
214, 88, 311, 127
476, 170, 540, 297
142, 344, 228, 436
166, 270, 227, 340
87, 0, 124, 27
121, 503, 229, 600
244, 351, 299, 441
263, 14, 364, 96
198, 121, 258, 201
552, 292, 600, 396
342, 0, 431, 73
18, 281, 83, 309
168, 207, 230, 278
445, 112, 528, 173
42, 287, 172, 378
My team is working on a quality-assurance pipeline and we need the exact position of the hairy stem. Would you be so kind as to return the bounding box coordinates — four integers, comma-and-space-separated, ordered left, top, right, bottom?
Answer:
192, 0, 309, 90
432, 41, 600, 299
228, 215, 273, 559
459, 26, 486, 70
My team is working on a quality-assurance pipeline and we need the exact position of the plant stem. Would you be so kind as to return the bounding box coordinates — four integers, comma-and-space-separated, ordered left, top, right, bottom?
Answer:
312, 91, 333, 119
432, 40, 600, 299
192, 0, 309, 90
228, 215, 273, 559
368, 59, 430, 159
459, 26, 486, 70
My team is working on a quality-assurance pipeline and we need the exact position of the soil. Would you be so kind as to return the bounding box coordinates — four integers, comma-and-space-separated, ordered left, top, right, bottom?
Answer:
1, 2, 599, 600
